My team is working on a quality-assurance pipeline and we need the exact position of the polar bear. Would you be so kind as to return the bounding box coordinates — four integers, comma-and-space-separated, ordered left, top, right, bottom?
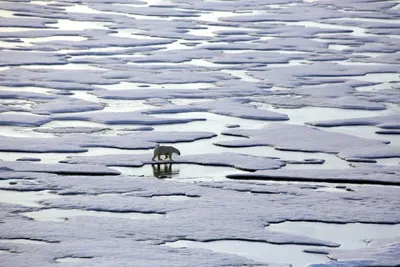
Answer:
152, 145, 181, 161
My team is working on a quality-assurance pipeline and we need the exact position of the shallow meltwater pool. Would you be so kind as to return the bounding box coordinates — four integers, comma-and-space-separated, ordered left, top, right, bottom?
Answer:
0, 189, 62, 207
165, 221, 400, 267
112, 163, 244, 181
22, 208, 164, 222
165, 239, 330, 267
55, 257, 92, 263
266, 221, 400, 250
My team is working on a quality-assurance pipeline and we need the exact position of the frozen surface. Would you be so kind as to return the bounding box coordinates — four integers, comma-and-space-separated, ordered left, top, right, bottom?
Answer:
307, 115, 400, 129
33, 126, 110, 134
0, 161, 121, 175
165, 239, 330, 267
1, 172, 399, 266
53, 111, 208, 125
1, 0, 400, 266
216, 124, 396, 161
0, 51, 67, 66
308, 237, 400, 267
227, 164, 400, 185
0, 113, 52, 126
268, 220, 400, 247
63, 152, 285, 171
0, 131, 216, 152
32, 98, 104, 114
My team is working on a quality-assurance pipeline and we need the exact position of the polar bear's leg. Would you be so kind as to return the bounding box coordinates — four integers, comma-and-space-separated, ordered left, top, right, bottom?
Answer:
158, 154, 162, 160
165, 153, 169, 159
153, 146, 160, 161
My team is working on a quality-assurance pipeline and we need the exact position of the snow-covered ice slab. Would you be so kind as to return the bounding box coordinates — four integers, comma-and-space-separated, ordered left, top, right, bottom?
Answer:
254, 94, 387, 111
0, 68, 117, 87
0, 89, 57, 101
216, 124, 392, 160
248, 63, 399, 88
1, 170, 400, 266
192, 100, 289, 121
0, 51, 67, 66
94, 87, 264, 100
307, 115, 400, 129
0, 17, 57, 29
22, 208, 164, 222
0, 189, 61, 207
1, 175, 399, 251
0, 236, 264, 267
0, 161, 120, 175
0, 113, 52, 126
307, 237, 400, 267
31, 98, 104, 114
0, 131, 216, 152
266, 221, 400, 250
338, 146, 400, 161
53, 110, 207, 125
0, 135, 88, 152
165, 239, 330, 267
144, 101, 289, 121
227, 164, 400, 185
33, 126, 110, 134
16, 157, 41, 162
63, 152, 285, 171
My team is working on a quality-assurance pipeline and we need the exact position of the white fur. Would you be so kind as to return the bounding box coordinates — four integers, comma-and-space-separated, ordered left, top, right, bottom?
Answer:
152, 146, 181, 161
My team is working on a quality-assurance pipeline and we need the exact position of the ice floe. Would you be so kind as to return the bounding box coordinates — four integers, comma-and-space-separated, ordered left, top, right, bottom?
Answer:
63, 152, 286, 171
0, 130, 216, 153
227, 164, 400, 185
0, 161, 120, 175
216, 124, 389, 154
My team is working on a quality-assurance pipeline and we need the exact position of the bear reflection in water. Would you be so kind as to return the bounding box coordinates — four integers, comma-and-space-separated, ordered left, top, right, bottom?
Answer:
151, 163, 180, 179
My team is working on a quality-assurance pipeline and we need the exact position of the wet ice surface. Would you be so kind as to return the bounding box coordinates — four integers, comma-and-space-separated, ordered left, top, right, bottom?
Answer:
0, 0, 400, 266
112, 164, 245, 181
165, 239, 330, 267
22, 208, 164, 221
165, 222, 400, 267
266, 221, 400, 250
54, 257, 92, 263
0, 189, 62, 207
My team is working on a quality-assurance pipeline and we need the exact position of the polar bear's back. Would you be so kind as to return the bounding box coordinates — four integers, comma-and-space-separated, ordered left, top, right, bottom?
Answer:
152, 146, 181, 157
153, 146, 172, 155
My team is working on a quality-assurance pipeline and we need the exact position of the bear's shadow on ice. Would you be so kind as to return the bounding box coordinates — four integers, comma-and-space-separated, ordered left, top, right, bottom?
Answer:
151, 163, 180, 179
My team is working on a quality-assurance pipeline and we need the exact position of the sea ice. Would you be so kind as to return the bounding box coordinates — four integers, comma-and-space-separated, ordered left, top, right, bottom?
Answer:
63, 151, 285, 171
216, 123, 388, 154
1, 0, 399, 266
227, 164, 400, 185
